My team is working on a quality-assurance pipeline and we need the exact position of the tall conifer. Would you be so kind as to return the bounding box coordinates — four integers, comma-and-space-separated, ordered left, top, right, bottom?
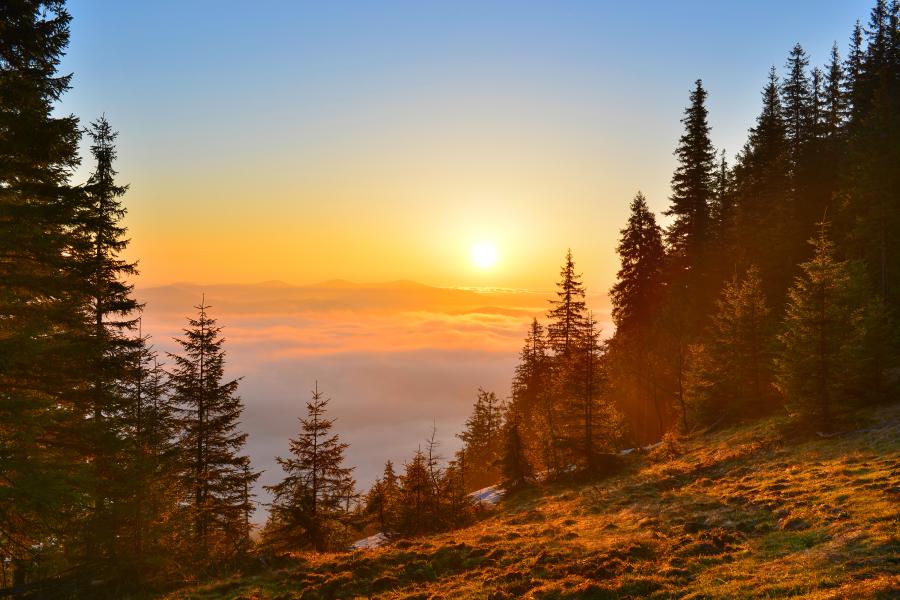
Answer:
546, 249, 587, 357
266, 382, 353, 552
170, 300, 258, 565
264, 383, 354, 552
665, 79, 716, 271
776, 225, 870, 429
685, 267, 774, 424
75, 115, 142, 570
0, 1, 86, 580
608, 193, 668, 439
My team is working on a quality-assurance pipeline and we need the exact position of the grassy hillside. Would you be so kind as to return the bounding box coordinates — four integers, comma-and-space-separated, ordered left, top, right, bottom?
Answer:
165, 403, 900, 599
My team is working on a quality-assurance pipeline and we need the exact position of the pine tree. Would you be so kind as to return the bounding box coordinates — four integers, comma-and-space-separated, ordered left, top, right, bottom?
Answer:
608, 192, 668, 440
711, 152, 735, 236
397, 449, 434, 536
438, 463, 473, 529
499, 404, 533, 490
776, 225, 870, 429
731, 67, 792, 302
842, 0, 900, 306
456, 389, 504, 490
509, 319, 555, 472
0, 1, 88, 583
665, 79, 716, 273
810, 67, 825, 141
685, 266, 774, 425
782, 43, 812, 168
824, 43, 847, 135
846, 21, 865, 115
546, 249, 587, 357
365, 461, 399, 534
170, 300, 259, 565
610, 192, 666, 337
75, 114, 143, 573
425, 423, 444, 493
657, 81, 718, 431
120, 329, 181, 582
264, 382, 354, 552
567, 314, 619, 470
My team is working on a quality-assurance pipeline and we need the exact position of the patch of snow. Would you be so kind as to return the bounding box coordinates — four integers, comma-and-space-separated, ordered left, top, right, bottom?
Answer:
352, 532, 387, 550
469, 485, 505, 506
619, 441, 662, 455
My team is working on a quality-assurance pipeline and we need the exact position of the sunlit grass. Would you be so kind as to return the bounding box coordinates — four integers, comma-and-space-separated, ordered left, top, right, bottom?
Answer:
164, 401, 900, 599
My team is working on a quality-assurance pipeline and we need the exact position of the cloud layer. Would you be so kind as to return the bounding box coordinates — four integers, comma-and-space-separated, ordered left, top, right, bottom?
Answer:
137, 280, 565, 519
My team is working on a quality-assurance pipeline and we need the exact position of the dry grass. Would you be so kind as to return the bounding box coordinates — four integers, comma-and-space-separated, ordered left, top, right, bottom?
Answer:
164, 402, 900, 599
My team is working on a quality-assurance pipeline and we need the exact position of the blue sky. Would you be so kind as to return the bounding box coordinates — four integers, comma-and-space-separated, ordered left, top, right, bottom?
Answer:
58, 1, 873, 291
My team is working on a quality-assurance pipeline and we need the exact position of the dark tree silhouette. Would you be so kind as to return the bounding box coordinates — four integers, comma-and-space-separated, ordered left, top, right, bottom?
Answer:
170, 300, 258, 565
546, 249, 587, 357
0, 1, 90, 584
776, 225, 869, 429
75, 115, 143, 569
782, 43, 813, 167
456, 389, 504, 490
499, 404, 534, 490
510, 319, 556, 472
685, 266, 774, 424
608, 192, 669, 439
397, 449, 434, 536
610, 192, 666, 336
665, 79, 716, 273
264, 383, 354, 552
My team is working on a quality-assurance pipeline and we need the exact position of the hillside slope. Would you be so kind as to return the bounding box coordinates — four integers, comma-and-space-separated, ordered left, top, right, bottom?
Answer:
166, 403, 900, 599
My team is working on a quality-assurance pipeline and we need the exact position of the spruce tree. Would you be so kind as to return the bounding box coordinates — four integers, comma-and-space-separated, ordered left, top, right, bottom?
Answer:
665, 79, 716, 274
170, 300, 258, 565
731, 67, 792, 302
842, 0, 900, 306
782, 44, 833, 272
365, 461, 399, 534
264, 383, 354, 552
75, 115, 143, 572
0, 1, 87, 581
437, 462, 473, 529
776, 225, 869, 429
846, 21, 865, 115
782, 43, 812, 167
608, 192, 668, 439
685, 266, 774, 424
509, 319, 552, 470
546, 249, 587, 357
397, 449, 434, 536
545, 250, 590, 471
123, 336, 180, 582
610, 193, 665, 336
499, 404, 533, 490
567, 314, 619, 470
809, 67, 825, 141
711, 151, 735, 237
456, 389, 504, 490
658, 81, 718, 431
824, 43, 847, 135
425, 423, 444, 493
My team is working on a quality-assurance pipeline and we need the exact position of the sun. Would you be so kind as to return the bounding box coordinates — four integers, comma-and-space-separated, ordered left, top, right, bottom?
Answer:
471, 242, 498, 269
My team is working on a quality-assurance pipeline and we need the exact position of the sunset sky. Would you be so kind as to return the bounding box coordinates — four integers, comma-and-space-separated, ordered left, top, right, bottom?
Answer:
61, 1, 866, 291
56, 1, 870, 510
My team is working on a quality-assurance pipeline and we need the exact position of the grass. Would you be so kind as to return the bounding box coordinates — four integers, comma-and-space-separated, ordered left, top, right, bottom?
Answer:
163, 402, 900, 599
